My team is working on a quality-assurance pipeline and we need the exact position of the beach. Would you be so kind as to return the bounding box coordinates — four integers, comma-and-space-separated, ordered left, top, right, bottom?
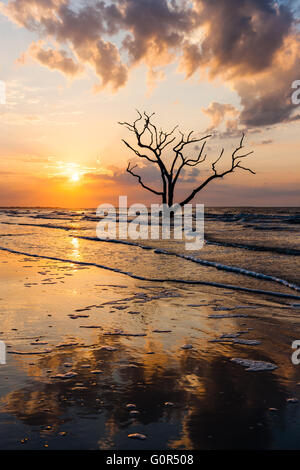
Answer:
0, 207, 300, 450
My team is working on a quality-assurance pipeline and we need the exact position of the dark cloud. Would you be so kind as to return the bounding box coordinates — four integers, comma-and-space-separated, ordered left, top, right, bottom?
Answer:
3, 0, 197, 90
190, 0, 293, 78
2, 0, 300, 125
187, 0, 300, 128
236, 38, 300, 127
119, 0, 198, 64
85, 159, 203, 190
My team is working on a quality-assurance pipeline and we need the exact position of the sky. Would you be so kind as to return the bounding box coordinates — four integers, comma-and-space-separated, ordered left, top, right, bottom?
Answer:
0, 0, 299, 207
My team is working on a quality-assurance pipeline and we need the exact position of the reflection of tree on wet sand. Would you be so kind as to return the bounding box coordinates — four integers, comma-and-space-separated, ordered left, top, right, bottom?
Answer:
1, 331, 290, 450
170, 356, 286, 450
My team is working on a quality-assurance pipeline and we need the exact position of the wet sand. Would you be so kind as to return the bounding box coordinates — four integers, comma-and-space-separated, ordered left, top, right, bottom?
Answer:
1, 250, 300, 449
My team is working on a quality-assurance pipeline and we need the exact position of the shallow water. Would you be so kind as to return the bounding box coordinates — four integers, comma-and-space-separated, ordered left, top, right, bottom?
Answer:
0, 207, 300, 449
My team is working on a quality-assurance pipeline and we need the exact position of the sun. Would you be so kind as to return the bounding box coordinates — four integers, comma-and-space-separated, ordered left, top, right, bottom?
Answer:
70, 172, 80, 182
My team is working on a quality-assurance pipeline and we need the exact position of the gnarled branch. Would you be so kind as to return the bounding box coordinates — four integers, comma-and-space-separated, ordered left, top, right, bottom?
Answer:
120, 111, 255, 206
126, 163, 163, 196
179, 133, 255, 206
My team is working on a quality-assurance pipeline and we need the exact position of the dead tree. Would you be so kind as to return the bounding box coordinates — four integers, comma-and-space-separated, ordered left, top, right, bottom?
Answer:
119, 110, 255, 207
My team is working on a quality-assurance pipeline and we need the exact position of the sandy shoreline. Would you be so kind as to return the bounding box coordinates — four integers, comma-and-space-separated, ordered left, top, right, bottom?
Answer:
0, 249, 300, 449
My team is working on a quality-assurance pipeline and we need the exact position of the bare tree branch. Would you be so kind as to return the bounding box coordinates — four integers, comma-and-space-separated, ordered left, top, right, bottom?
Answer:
171, 134, 211, 187
126, 163, 163, 196
179, 132, 255, 206
119, 112, 255, 207
119, 111, 171, 180
122, 139, 157, 163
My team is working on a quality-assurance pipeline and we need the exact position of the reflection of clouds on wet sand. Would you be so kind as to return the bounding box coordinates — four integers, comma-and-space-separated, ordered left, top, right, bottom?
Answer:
0, 207, 300, 450
1, 334, 291, 450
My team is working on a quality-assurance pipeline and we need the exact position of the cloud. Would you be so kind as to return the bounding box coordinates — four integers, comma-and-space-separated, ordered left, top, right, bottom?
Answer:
2, 0, 127, 91
0, 0, 68, 29
202, 102, 240, 131
89, 39, 128, 92
236, 35, 300, 127
183, 0, 300, 128
258, 139, 273, 145
85, 157, 203, 192
2, 0, 197, 90
201, 102, 247, 138
2, 0, 300, 126
19, 41, 83, 77
118, 0, 198, 66
187, 0, 293, 78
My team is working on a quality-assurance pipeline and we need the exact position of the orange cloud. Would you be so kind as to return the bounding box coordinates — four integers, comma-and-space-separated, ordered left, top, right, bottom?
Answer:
2, 0, 300, 126
19, 41, 84, 77
202, 102, 239, 131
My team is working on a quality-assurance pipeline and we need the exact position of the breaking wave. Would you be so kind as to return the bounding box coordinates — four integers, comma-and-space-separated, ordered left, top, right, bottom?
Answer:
0, 245, 299, 301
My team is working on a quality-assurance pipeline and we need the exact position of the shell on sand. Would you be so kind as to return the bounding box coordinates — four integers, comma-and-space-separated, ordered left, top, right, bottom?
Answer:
128, 433, 147, 440
126, 403, 136, 409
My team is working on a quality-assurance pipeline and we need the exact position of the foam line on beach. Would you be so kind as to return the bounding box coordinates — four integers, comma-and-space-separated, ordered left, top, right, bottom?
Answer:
0, 221, 78, 231
205, 238, 300, 256
2, 219, 298, 255
0, 245, 300, 301
76, 236, 300, 293
174, 252, 300, 292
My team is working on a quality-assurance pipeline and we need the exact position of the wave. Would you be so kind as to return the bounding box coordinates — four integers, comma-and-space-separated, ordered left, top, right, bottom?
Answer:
205, 211, 300, 225
0, 233, 33, 237
205, 237, 300, 256
76, 236, 300, 293
28, 215, 77, 221
0, 221, 81, 231
0, 245, 299, 301
3, 219, 297, 256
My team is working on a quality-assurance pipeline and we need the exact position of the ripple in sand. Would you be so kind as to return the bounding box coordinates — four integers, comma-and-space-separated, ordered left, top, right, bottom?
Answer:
51, 372, 78, 379
104, 330, 146, 337
56, 342, 79, 348
209, 314, 249, 319
69, 314, 90, 319
231, 358, 277, 371
30, 341, 48, 345
79, 325, 102, 329
8, 349, 51, 355
153, 329, 172, 333
234, 339, 261, 345
220, 333, 241, 339
211, 336, 260, 346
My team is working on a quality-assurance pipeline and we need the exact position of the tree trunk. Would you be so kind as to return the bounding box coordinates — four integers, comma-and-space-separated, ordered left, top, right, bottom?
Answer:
167, 181, 174, 207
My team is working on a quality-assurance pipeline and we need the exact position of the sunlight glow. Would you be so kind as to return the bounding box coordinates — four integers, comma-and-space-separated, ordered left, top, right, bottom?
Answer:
70, 172, 80, 183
